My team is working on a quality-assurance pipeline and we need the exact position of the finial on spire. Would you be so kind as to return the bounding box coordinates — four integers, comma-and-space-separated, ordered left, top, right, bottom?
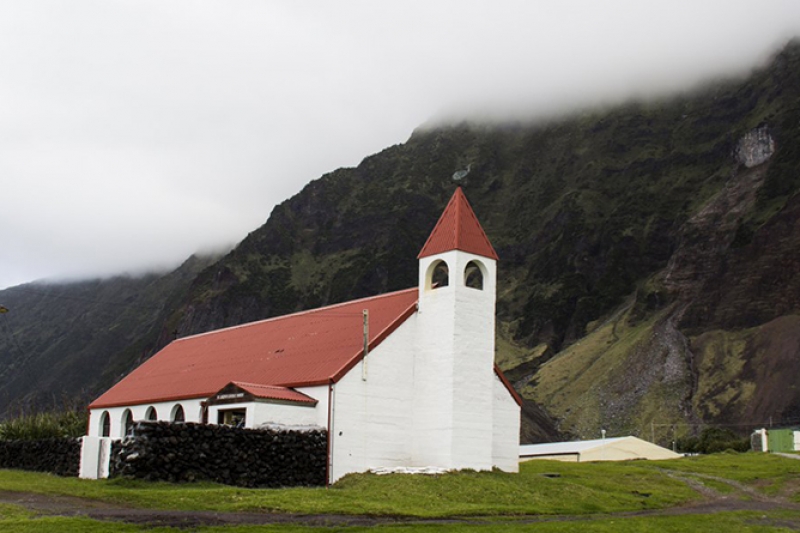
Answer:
452, 163, 471, 181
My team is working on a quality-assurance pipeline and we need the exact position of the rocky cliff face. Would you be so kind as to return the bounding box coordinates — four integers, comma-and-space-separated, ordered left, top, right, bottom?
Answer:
662, 129, 774, 307
735, 125, 776, 168
525, 111, 800, 440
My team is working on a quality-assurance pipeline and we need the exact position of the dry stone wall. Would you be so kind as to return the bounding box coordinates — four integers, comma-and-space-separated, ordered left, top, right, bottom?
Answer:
112, 421, 327, 487
0, 438, 81, 476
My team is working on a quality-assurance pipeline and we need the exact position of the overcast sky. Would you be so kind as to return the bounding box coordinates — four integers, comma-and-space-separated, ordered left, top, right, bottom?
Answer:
2, 1, 800, 290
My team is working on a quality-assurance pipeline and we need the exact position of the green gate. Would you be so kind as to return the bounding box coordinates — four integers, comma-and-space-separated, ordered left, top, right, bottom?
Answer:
768, 429, 796, 452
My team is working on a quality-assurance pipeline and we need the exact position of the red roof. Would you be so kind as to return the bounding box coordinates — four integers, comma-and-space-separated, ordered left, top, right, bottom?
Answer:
89, 288, 418, 409
418, 187, 499, 260
230, 382, 318, 405
89, 190, 522, 410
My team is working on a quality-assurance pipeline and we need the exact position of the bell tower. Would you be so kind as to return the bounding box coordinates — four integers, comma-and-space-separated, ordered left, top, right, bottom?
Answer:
413, 187, 498, 470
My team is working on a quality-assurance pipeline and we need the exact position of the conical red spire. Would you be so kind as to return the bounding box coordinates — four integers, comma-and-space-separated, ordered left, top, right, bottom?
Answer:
418, 188, 498, 260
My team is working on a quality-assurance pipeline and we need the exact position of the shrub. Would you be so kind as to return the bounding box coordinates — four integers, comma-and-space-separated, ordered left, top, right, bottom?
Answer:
0, 409, 87, 441
676, 427, 750, 454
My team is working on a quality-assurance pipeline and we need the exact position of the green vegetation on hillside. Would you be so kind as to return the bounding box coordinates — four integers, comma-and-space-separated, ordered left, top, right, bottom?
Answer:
0, 254, 218, 419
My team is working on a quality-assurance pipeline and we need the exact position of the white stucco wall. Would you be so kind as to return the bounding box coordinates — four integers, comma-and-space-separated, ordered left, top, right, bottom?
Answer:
208, 399, 319, 429
413, 270, 455, 467
79, 436, 112, 479
89, 385, 331, 438
87, 398, 205, 438
294, 385, 330, 428
492, 374, 520, 472
415, 250, 497, 471
330, 315, 417, 482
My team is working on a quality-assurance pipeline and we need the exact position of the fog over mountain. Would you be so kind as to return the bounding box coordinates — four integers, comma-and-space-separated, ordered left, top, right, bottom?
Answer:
3, 0, 800, 289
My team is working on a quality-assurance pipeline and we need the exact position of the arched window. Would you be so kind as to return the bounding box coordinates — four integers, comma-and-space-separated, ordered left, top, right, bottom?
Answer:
464, 261, 484, 290
171, 404, 185, 423
430, 260, 449, 289
145, 406, 157, 421
100, 411, 110, 437
122, 409, 134, 437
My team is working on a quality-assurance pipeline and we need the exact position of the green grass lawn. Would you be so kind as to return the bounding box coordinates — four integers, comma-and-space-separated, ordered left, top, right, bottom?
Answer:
0, 459, 698, 517
1, 453, 800, 531
639, 452, 800, 499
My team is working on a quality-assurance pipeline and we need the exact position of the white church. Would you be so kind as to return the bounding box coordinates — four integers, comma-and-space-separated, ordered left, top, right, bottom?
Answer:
81, 188, 522, 482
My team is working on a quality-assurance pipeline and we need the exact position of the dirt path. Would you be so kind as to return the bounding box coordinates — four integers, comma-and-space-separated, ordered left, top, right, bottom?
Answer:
0, 491, 449, 528
2, 470, 800, 529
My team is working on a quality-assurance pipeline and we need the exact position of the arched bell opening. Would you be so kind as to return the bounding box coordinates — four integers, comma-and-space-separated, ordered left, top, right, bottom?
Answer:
425, 259, 450, 290
464, 260, 485, 290
145, 406, 158, 421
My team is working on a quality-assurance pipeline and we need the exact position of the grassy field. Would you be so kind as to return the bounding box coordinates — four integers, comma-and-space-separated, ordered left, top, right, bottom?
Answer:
641, 452, 800, 500
0, 458, 697, 516
2, 509, 800, 533
1, 453, 800, 531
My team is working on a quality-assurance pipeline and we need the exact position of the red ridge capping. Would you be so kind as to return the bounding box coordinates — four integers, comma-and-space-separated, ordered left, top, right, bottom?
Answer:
418, 187, 499, 260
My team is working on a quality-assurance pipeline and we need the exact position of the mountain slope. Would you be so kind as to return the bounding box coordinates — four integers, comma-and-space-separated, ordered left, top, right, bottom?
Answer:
0, 255, 216, 417
2, 41, 799, 443
521, 45, 800, 439
168, 42, 799, 441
